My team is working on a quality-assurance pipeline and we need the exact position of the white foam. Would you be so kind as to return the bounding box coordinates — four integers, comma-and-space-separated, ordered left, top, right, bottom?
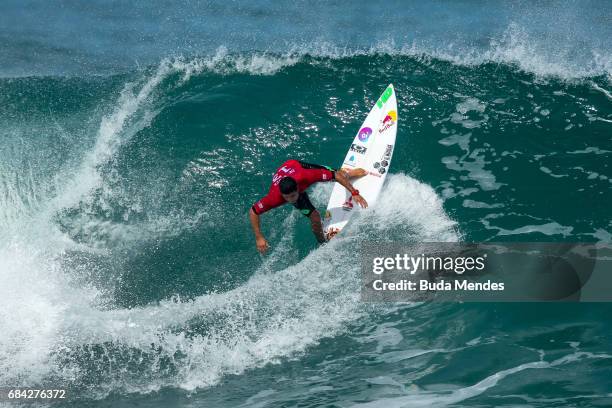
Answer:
483, 219, 574, 238
567, 146, 611, 155
462, 200, 504, 209
62, 174, 455, 394
48, 62, 173, 214
353, 322, 405, 354
128, 25, 612, 83
438, 133, 471, 151
38, 52, 296, 241
171, 46, 301, 81
585, 228, 612, 243
0, 239, 101, 384
0, 59, 221, 386
441, 152, 503, 192
280, 22, 608, 80
539, 166, 568, 178
591, 82, 612, 100
1, 154, 458, 396
357, 174, 459, 242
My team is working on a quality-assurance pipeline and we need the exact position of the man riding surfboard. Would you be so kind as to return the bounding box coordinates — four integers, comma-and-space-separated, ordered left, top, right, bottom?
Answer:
249, 159, 367, 253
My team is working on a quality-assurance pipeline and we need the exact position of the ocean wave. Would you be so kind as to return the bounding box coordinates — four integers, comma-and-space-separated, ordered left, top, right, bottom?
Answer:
0, 173, 457, 398
4, 19, 610, 82
151, 28, 612, 81
350, 350, 612, 407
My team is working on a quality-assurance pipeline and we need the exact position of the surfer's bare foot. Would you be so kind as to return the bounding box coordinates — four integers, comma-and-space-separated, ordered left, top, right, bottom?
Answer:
325, 227, 341, 241
340, 167, 367, 178
352, 168, 367, 178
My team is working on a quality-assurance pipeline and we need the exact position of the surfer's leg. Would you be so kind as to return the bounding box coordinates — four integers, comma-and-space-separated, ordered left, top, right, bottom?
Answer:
298, 160, 364, 181
293, 192, 325, 243
292, 192, 316, 217
297, 161, 334, 171
340, 167, 367, 178
308, 210, 326, 244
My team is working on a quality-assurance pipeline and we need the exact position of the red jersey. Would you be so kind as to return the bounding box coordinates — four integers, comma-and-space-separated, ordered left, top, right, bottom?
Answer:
252, 160, 334, 214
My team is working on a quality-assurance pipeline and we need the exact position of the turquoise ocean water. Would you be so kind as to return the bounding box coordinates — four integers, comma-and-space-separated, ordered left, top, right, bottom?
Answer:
1, 1, 611, 406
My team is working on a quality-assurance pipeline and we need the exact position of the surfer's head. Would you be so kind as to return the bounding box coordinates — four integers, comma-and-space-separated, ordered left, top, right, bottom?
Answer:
279, 177, 299, 203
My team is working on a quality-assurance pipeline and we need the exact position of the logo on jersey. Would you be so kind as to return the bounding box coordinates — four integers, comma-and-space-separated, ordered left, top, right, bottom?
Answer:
350, 144, 367, 154
379, 110, 397, 133
357, 127, 372, 142
324, 210, 331, 219
272, 165, 296, 185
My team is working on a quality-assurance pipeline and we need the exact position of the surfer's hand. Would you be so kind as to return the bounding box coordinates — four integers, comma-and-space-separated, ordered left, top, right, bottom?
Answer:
256, 236, 269, 253
353, 194, 368, 208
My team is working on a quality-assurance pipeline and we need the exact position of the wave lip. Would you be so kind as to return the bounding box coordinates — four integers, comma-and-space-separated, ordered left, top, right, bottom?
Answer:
192, 25, 612, 80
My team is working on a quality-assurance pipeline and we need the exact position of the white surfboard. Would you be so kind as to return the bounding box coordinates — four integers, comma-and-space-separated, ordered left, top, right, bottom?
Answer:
323, 84, 398, 239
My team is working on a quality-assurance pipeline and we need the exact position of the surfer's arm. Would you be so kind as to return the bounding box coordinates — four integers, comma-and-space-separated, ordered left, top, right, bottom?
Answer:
249, 208, 269, 253
334, 170, 368, 208
250, 194, 285, 253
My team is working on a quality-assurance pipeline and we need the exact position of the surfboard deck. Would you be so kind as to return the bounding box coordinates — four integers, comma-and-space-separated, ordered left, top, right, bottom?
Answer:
323, 84, 398, 239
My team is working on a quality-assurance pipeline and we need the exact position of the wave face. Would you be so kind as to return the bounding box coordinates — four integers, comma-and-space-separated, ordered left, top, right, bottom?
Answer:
1, 3, 612, 406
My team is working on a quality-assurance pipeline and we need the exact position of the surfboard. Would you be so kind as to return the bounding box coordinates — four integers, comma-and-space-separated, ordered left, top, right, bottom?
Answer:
323, 84, 398, 239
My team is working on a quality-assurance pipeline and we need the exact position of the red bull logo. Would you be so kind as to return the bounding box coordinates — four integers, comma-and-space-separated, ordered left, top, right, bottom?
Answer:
379, 110, 397, 133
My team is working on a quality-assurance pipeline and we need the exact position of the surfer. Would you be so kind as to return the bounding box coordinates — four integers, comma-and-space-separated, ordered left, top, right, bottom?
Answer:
249, 159, 368, 253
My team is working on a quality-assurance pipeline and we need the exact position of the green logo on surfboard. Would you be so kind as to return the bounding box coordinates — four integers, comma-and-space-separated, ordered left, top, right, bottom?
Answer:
376, 86, 393, 108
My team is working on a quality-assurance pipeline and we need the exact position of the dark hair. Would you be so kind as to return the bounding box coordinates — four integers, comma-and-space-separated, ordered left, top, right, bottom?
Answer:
279, 177, 298, 194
